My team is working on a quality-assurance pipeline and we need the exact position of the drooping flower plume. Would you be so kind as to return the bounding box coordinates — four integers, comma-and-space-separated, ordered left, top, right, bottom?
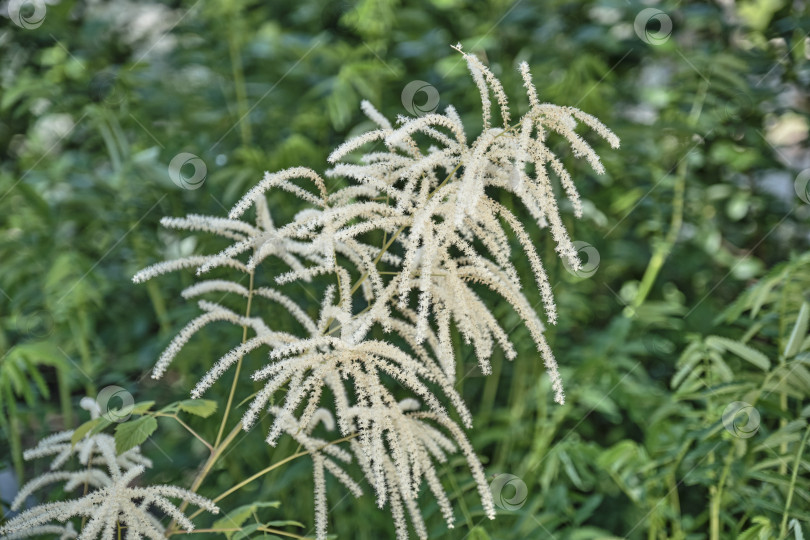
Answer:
0, 400, 219, 540
133, 46, 618, 539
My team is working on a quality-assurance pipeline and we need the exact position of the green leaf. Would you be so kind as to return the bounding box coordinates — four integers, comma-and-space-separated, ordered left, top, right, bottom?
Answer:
265, 520, 304, 528
114, 416, 158, 454
213, 502, 281, 539
784, 302, 810, 358
738, 515, 773, 540
754, 420, 807, 452
790, 518, 805, 540
178, 399, 218, 418
232, 523, 261, 540
71, 417, 102, 446
131, 401, 156, 415
706, 335, 771, 371
467, 526, 492, 540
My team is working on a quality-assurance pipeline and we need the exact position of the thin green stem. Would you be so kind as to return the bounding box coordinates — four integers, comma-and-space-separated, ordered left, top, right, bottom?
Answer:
154, 413, 212, 451
216, 270, 255, 447
631, 80, 708, 312
184, 433, 358, 524
167, 422, 242, 536
171, 526, 313, 539
779, 424, 810, 537
709, 452, 732, 540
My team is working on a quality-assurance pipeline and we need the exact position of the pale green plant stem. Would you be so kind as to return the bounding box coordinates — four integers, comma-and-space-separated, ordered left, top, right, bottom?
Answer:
779, 423, 810, 538
168, 270, 255, 534
666, 440, 690, 539
153, 412, 213, 451
182, 433, 358, 525
444, 464, 473, 530
709, 452, 732, 540
630, 80, 708, 312
166, 423, 242, 536
175, 526, 312, 538
777, 270, 794, 477
216, 270, 256, 447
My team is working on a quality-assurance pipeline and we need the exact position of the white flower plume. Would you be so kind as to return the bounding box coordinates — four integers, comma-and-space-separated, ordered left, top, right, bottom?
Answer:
0, 408, 218, 539
133, 46, 618, 539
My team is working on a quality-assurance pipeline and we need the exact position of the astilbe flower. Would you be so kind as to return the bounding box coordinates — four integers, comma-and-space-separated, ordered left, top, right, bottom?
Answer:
0, 400, 219, 540
133, 46, 618, 539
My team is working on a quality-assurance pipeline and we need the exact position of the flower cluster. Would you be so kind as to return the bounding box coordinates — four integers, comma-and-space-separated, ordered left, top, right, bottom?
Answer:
133, 46, 618, 539
0, 399, 218, 540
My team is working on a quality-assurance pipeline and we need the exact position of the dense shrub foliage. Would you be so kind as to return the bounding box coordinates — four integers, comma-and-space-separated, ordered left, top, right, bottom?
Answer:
1, 0, 808, 538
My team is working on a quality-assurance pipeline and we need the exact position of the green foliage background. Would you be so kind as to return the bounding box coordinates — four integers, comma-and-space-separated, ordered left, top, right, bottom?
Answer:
1, 0, 809, 538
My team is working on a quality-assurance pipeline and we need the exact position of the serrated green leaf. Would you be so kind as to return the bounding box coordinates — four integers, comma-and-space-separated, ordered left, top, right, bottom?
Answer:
114, 416, 158, 454
131, 401, 156, 415
178, 399, 217, 418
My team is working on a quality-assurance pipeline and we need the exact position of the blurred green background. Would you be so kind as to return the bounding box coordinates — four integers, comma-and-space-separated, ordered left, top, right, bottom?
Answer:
1, 0, 809, 538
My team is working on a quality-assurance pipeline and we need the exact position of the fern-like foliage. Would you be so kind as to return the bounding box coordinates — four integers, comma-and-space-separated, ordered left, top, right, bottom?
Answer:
667, 253, 810, 538
133, 46, 619, 539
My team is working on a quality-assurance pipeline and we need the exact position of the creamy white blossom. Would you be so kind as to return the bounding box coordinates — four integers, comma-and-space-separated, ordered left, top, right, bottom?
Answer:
0, 405, 218, 539
132, 47, 617, 539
